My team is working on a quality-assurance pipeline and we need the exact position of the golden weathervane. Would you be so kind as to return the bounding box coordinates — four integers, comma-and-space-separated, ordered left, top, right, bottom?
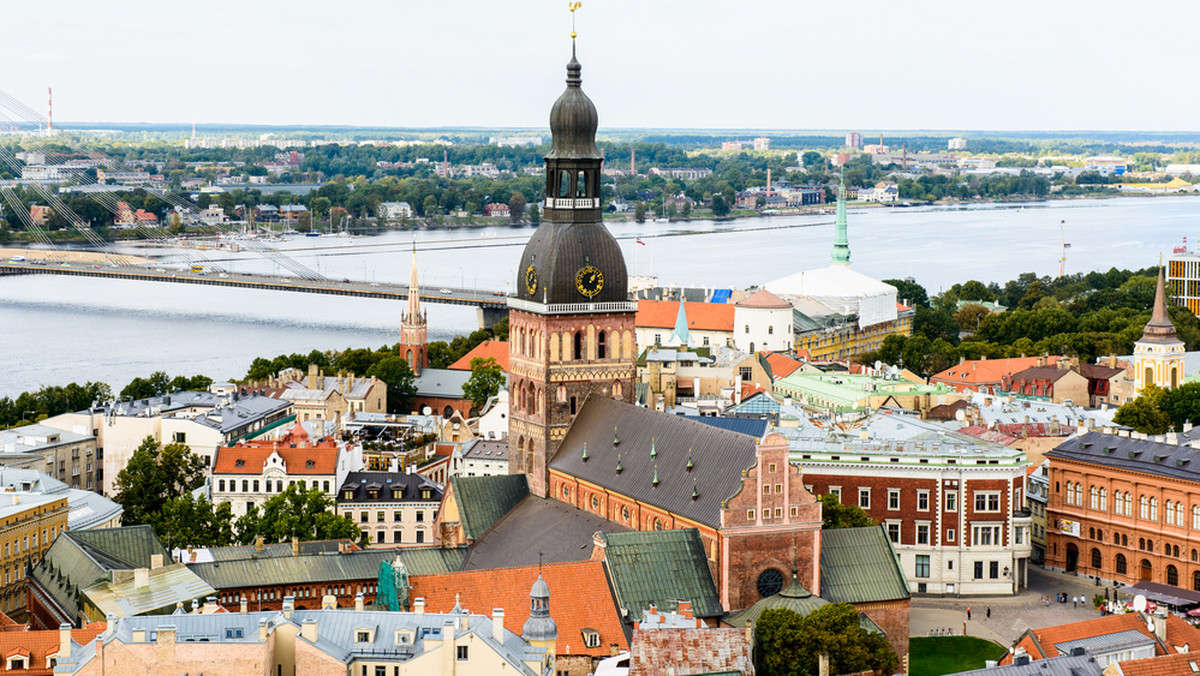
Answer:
569, 2, 582, 39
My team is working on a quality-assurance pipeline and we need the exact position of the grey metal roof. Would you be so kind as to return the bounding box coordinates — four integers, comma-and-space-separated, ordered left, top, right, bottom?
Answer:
413, 369, 504, 399
0, 423, 92, 453
460, 496, 629, 571
549, 397, 760, 529
83, 563, 216, 618
450, 474, 529, 542
818, 526, 910, 604
66, 489, 123, 531
1054, 629, 1155, 656
337, 471, 442, 505
189, 548, 465, 590
32, 525, 170, 621
681, 415, 768, 438
199, 540, 350, 562
1046, 432, 1200, 483
949, 652, 1103, 676
462, 439, 508, 461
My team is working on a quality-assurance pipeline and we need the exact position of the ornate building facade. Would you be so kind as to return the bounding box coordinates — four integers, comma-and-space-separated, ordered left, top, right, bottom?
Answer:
507, 46, 636, 498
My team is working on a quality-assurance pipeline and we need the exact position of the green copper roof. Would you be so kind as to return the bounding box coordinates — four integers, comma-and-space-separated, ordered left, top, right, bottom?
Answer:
450, 474, 529, 541
723, 572, 829, 627
600, 529, 722, 622
818, 525, 910, 604
831, 175, 850, 267
667, 301, 691, 347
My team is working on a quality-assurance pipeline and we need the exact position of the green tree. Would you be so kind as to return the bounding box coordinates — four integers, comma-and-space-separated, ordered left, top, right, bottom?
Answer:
527, 202, 541, 225
1159, 382, 1200, 430
508, 193, 527, 224
755, 604, 899, 676
819, 494, 875, 529
422, 195, 439, 218
884, 278, 929, 308
112, 436, 208, 526
634, 201, 647, 223
235, 484, 360, 544
462, 357, 505, 413
121, 371, 172, 399
955, 280, 994, 302
150, 493, 235, 549
1113, 385, 1170, 435
367, 356, 417, 412
710, 195, 730, 217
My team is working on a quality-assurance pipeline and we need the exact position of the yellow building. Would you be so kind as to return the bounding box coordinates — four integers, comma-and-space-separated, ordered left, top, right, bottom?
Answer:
794, 306, 914, 360
1135, 268, 1185, 391
0, 490, 69, 621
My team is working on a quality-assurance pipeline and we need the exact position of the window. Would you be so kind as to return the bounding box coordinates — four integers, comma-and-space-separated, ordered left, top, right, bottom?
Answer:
747, 510, 755, 520
225, 628, 244, 639
1177, 502, 1186, 528
416, 531, 424, 543
972, 525, 1001, 546
573, 332, 583, 360
887, 522, 900, 543
394, 511, 402, 522
745, 325, 750, 334
887, 489, 900, 510
1090, 486, 1099, 510
1099, 488, 1107, 512
973, 561, 984, 580
917, 523, 930, 545
829, 486, 841, 501
858, 488, 871, 510
377, 511, 385, 522
1151, 497, 1159, 522
416, 511, 424, 522
1092, 548, 1102, 569
360, 511, 368, 523
915, 555, 930, 578
757, 569, 784, 598
989, 561, 999, 579
173, 432, 186, 443
456, 645, 469, 661
597, 332, 606, 359
945, 492, 957, 512
917, 490, 930, 511
1116, 554, 1127, 575
1169, 565, 1180, 587
1141, 496, 1149, 520
974, 491, 1000, 513
946, 528, 955, 543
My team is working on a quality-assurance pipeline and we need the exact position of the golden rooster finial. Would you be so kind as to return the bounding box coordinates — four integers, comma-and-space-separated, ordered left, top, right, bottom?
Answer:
569, 2, 582, 39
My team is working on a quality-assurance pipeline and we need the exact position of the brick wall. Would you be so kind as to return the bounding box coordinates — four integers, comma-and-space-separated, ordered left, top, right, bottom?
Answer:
856, 598, 911, 665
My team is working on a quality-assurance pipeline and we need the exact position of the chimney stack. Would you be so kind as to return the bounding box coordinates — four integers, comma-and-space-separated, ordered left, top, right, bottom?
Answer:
58, 624, 73, 665
492, 609, 505, 644
355, 593, 365, 613
150, 554, 163, 569
240, 596, 248, 614
292, 536, 300, 557
300, 618, 318, 643
133, 568, 149, 589
255, 534, 265, 553
282, 595, 294, 619
414, 598, 425, 614
321, 594, 337, 610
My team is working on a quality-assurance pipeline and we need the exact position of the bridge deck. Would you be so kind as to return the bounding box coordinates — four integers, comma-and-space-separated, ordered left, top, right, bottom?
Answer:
0, 263, 510, 309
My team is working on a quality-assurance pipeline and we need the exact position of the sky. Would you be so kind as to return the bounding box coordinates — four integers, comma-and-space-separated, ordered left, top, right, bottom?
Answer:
4, 0, 1199, 132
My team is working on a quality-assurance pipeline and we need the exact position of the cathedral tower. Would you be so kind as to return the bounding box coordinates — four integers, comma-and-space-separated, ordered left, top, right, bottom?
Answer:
398, 244, 428, 375
507, 41, 637, 498
1134, 266, 1185, 391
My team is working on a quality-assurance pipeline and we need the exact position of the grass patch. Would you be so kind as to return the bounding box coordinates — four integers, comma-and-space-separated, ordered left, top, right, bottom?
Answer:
909, 636, 1007, 676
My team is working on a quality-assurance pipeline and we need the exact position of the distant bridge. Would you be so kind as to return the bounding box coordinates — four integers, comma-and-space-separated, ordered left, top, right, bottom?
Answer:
0, 262, 511, 327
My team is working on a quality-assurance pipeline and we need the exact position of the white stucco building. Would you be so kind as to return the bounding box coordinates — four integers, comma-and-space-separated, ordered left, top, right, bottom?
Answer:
732, 289, 794, 354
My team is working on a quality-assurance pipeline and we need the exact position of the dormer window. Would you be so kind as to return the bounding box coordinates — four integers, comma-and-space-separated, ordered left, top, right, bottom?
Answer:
421, 489, 432, 500
343, 490, 354, 500
235, 459, 245, 468
581, 629, 600, 648
392, 489, 402, 499
306, 460, 315, 469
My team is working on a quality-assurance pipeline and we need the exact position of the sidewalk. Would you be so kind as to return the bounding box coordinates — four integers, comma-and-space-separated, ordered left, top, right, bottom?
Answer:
910, 566, 1112, 645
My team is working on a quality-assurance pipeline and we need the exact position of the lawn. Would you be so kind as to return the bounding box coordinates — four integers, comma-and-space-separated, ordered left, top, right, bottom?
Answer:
909, 636, 1008, 676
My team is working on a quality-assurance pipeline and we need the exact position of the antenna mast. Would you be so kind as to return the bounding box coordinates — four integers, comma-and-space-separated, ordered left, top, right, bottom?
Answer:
46, 87, 52, 136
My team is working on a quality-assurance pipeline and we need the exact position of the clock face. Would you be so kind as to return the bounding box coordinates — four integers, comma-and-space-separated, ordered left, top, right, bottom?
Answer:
576, 265, 604, 298
524, 265, 538, 295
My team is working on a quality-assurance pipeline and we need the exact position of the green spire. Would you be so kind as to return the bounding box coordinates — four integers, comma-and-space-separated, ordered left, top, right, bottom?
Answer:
831, 173, 851, 267
686, 448, 694, 472
665, 301, 690, 347
691, 477, 699, 500
650, 438, 657, 460
616, 453, 622, 474
581, 443, 588, 462
652, 464, 659, 487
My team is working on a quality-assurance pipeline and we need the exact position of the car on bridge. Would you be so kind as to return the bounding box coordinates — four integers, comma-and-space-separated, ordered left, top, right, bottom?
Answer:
439, 288, 452, 294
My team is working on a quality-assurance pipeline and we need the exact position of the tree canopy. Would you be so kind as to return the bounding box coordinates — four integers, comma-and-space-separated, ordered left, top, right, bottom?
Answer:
462, 357, 505, 413
754, 604, 899, 676
234, 484, 359, 545
367, 356, 417, 412
112, 436, 208, 526
149, 494, 235, 549
819, 494, 875, 530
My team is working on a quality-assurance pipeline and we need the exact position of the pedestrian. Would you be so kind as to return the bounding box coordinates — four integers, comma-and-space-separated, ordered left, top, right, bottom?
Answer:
1073, 596, 1077, 608
967, 607, 972, 621
987, 607, 991, 619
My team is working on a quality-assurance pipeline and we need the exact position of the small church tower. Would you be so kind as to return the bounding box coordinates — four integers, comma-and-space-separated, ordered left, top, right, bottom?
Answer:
831, 174, 851, 268
521, 573, 558, 664
1134, 266, 1185, 392
398, 244, 428, 375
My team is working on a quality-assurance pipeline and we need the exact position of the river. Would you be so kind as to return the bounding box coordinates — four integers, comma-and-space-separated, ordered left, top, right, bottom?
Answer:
1, 196, 1196, 397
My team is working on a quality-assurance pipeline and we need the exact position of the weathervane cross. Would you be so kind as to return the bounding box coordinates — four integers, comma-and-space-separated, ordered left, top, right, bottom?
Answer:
569, 2, 582, 39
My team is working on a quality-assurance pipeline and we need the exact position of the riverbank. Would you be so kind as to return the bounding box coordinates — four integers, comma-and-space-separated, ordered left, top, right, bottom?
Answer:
0, 247, 151, 265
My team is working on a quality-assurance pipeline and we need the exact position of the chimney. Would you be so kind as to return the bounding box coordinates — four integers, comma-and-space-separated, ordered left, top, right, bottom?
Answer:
156, 625, 176, 646
590, 532, 607, 561
492, 609, 505, 644
258, 618, 269, 641
300, 618, 318, 643
678, 600, 693, 620
240, 596, 248, 614
150, 554, 163, 569
59, 623, 73, 664
134, 567, 149, 589
105, 613, 116, 639
355, 592, 365, 613
282, 595, 295, 619
1155, 609, 1168, 643
322, 595, 337, 610
292, 536, 300, 557
414, 598, 426, 614
307, 363, 318, 390
255, 534, 264, 553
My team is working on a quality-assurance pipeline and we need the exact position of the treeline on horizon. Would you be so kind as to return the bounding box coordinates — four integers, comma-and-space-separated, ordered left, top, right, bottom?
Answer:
860, 266, 1195, 378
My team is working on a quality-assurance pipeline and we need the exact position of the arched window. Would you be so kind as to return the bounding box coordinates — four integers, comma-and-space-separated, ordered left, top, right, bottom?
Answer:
612, 381, 623, 399
1091, 548, 1102, 570
597, 331, 606, 359
1146, 366, 1154, 385
1168, 565, 1179, 587
1178, 502, 1187, 528
749, 342, 755, 354
1172, 367, 1179, 388
1151, 497, 1159, 521
1089, 527, 1095, 539
1167, 500, 1175, 526
1125, 492, 1132, 516
768, 326, 774, 335
1194, 505, 1200, 530
574, 332, 584, 361
1067, 483, 1077, 506
559, 170, 572, 198
744, 325, 750, 334
1114, 532, 1120, 545
1100, 488, 1107, 512
1090, 487, 1099, 510
1139, 537, 1146, 550
443, 405, 453, 418
1122, 534, 1128, 547
576, 171, 589, 198
1148, 539, 1154, 552
556, 385, 567, 403
1141, 496, 1149, 520
1116, 554, 1127, 575
610, 331, 620, 359
1195, 571, 1200, 592
1174, 544, 1180, 557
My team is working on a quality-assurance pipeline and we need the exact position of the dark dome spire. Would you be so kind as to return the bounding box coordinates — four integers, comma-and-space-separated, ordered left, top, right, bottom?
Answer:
547, 43, 600, 160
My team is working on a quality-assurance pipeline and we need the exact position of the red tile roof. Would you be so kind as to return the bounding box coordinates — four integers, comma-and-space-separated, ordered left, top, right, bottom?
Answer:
930, 356, 1064, 388
1117, 649, 1200, 676
409, 560, 627, 658
448, 340, 510, 372
764, 353, 804, 380
957, 425, 1020, 446
1004, 613, 1200, 664
635, 300, 734, 332
0, 622, 103, 675
212, 443, 338, 475
735, 288, 791, 309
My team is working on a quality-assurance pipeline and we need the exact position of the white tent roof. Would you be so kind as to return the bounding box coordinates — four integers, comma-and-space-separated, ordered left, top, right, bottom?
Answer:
765, 266, 896, 299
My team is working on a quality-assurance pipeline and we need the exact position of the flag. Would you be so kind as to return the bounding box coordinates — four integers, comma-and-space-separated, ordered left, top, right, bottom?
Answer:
635, 237, 646, 246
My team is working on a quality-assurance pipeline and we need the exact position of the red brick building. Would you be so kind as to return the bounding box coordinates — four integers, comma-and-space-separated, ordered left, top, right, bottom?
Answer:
1046, 431, 1200, 591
